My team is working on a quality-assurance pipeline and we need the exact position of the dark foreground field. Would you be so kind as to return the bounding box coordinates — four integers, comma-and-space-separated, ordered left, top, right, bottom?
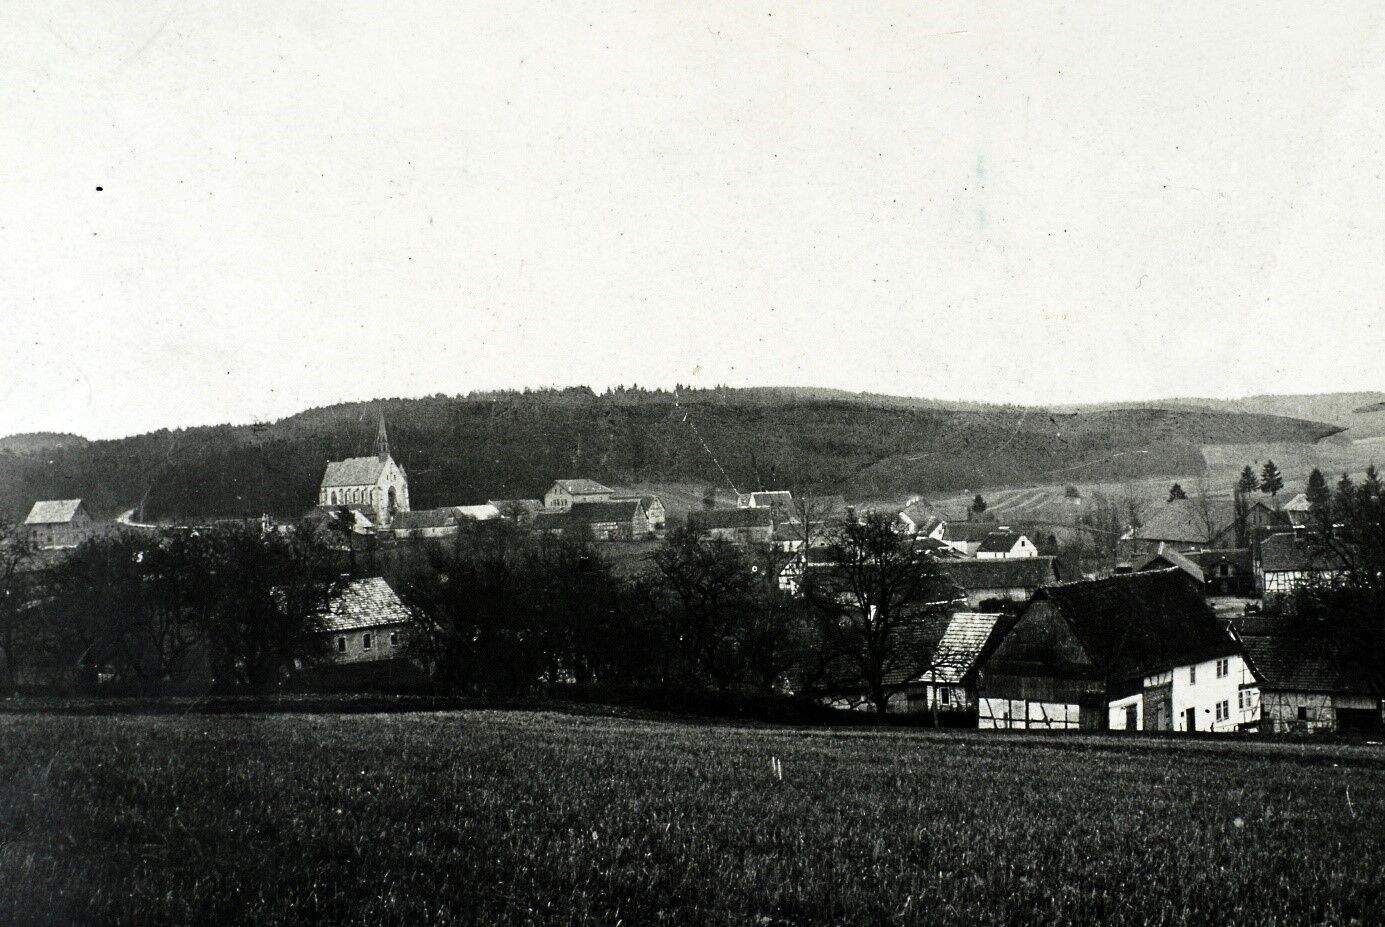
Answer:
2, 711, 1382, 926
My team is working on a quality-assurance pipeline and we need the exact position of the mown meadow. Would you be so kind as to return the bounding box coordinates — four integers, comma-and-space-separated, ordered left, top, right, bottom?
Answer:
1, 709, 1382, 925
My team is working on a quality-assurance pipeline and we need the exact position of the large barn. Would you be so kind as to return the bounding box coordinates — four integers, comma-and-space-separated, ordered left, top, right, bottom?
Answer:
976, 569, 1251, 732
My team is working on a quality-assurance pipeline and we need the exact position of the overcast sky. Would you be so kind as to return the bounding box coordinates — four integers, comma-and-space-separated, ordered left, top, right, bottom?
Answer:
3, 2, 1383, 439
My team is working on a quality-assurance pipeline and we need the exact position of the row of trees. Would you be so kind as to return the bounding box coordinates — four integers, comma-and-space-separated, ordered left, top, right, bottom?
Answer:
400, 511, 955, 713
1289, 465, 1385, 690
1, 511, 958, 711
0, 522, 342, 694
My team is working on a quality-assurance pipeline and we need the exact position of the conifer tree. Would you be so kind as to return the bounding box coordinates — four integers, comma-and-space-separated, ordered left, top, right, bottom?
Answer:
1260, 460, 1284, 498
1237, 465, 1260, 495
1168, 483, 1187, 502
1306, 468, 1331, 509
970, 494, 988, 516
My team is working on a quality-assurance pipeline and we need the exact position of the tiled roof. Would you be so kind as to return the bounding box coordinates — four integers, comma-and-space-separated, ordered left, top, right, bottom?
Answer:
1133, 499, 1230, 545
746, 491, 794, 509
1186, 547, 1252, 575
938, 556, 1059, 591
612, 495, 663, 511
390, 508, 460, 531
688, 507, 774, 531
24, 499, 84, 525
321, 456, 389, 488
1259, 532, 1346, 573
534, 500, 643, 530
566, 500, 643, 523
487, 499, 544, 514
976, 532, 1024, 554
1038, 569, 1238, 682
319, 577, 411, 632
927, 612, 1006, 684
1239, 620, 1376, 695
454, 504, 500, 521
942, 521, 1002, 543
552, 479, 613, 495
1136, 542, 1205, 584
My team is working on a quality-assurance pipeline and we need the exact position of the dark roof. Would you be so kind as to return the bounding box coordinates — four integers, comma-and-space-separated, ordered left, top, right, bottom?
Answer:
688, 508, 774, 531
390, 508, 461, 531
534, 500, 644, 531
943, 521, 1002, 543
24, 500, 85, 525
319, 577, 411, 632
551, 479, 613, 495
1135, 543, 1204, 583
612, 495, 663, 511
1259, 532, 1346, 573
1185, 548, 1252, 574
976, 531, 1024, 554
1133, 499, 1230, 545
1239, 620, 1376, 695
938, 556, 1059, 591
321, 456, 391, 488
488, 499, 544, 514
1036, 569, 1239, 682
567, 500, 643, 523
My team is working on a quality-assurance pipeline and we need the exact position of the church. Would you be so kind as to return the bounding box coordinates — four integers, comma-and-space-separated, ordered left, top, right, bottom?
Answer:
318, 415, 410, 526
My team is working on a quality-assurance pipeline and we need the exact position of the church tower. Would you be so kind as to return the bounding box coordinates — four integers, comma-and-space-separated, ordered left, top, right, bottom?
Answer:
375, 413, 390, 461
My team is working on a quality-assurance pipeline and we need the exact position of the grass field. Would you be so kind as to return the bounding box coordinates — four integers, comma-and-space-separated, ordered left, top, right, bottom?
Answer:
2, 710, 1383, 925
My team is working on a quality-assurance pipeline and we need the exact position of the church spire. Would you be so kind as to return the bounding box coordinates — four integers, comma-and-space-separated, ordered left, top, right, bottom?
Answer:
375, 412, 390, 461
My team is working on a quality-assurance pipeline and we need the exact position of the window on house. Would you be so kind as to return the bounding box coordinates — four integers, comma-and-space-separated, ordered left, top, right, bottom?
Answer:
1215, 700, 1229, 723
1216, 658, 1229, 678
1298, 706, 1309, 721
336, 636, 346, 653
1238, 690, 1245, 710
362, 632, 373, 651
1189, 665, 1196, 685
389, 630, 398, 647
939, 687, 950, 705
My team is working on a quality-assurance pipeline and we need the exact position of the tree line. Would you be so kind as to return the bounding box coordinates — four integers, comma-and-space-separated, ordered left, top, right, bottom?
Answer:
0, 511, 958, 712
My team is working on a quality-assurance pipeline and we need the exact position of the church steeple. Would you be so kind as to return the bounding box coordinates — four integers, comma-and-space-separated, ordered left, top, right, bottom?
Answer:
375, 412, 390, 462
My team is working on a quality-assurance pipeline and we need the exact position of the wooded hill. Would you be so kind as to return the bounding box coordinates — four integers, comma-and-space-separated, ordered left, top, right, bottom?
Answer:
0, 388, 1342, 522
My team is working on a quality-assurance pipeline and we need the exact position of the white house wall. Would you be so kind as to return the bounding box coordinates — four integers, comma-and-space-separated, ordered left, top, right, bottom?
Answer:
978, 697, 1082, 730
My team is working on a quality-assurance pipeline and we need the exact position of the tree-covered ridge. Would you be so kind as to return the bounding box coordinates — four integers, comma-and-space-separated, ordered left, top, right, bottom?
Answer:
0, 387, 1341, 522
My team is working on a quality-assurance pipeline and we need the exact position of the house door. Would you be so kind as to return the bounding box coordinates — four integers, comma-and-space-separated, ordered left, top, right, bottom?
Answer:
1185, 707, 1197, 732
1125, 705, 1138, 731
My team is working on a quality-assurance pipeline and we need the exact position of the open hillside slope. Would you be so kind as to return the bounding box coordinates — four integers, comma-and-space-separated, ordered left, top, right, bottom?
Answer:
0, 388, 1341, 522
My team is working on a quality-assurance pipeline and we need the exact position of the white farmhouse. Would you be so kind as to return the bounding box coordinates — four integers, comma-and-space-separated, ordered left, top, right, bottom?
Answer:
976, 569, 1251, 733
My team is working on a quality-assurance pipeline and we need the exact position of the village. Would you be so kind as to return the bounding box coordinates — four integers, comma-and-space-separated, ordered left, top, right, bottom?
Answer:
6, 411, 1376, 738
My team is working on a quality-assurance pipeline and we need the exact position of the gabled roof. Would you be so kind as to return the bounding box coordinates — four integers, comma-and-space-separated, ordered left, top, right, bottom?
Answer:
1239, 619, 1376, 695
390, 508, 460, 531
535, 500, 645, 531
900, 506, 944, 535
927, 612, 1009, 684
612, 495, 663, 511
24, 499, 84, 525
551, 479, 613, 496
688, 507, 774, 531
1133, 499, 1230, 545
321, 456, 390, 488
1281, 493, 1312, 512
745, 490, 794, 509
567, 499, 643, 523
1185, 547, 1252, 575
976, 531, 1025, 554
1259, 532, 1346, 573
942, 521, 1001, 543
319, 577, 411, 632
454, 504, 500, 521
1035, 569, 1238, 682
1136, 542, 1205, 584
938, 556, 1058, 591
